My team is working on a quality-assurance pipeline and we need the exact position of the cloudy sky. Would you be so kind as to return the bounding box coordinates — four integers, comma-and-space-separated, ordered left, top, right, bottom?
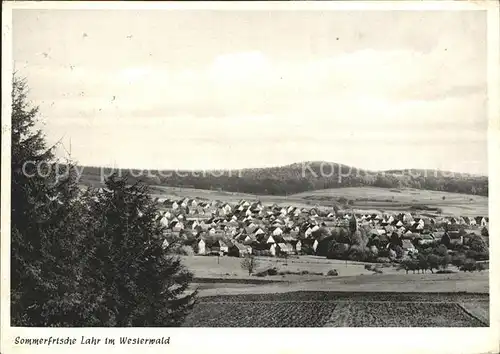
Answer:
13, 9, 488, 174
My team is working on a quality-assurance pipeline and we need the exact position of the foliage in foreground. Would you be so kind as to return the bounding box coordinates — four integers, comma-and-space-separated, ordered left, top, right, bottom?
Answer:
11, 75, 196, 327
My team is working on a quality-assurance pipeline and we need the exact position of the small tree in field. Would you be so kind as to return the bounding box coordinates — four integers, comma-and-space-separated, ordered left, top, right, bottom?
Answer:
241, 255, 258, 275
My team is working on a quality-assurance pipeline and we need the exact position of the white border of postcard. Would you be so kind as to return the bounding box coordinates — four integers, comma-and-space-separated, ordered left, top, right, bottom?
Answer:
1, 1, 499, 354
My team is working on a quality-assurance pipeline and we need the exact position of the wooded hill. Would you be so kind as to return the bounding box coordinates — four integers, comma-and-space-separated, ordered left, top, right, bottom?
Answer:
78, 162, 488, 197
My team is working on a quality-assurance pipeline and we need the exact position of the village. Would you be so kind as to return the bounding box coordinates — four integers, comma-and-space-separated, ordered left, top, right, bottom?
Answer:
156, 197, 489, 266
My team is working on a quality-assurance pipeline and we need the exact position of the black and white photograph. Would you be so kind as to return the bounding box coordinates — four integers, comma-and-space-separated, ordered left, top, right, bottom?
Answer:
1, 1, 499, 353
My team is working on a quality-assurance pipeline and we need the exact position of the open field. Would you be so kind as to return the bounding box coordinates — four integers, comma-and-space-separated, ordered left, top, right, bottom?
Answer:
181, 255, 489, 296
180, 255, 384, 279
291, 187, 488, 216
181, 255, 488, 290
183, 291, 489, 327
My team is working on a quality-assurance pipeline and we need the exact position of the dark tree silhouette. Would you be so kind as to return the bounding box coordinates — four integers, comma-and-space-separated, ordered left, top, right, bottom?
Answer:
10, 75, 196, 326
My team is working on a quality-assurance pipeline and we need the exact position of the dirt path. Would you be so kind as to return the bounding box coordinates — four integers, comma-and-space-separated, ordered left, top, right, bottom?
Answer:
194, 272, 489, 297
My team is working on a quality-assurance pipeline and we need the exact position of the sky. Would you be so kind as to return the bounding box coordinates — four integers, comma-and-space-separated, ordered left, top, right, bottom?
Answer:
12, 9, 488, 174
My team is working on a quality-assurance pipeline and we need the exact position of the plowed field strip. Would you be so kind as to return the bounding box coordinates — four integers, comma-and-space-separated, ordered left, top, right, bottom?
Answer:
185, 301, 488, 327
199, 300, 480, 304
322, 303, 487, 327
182, 302, 338, 327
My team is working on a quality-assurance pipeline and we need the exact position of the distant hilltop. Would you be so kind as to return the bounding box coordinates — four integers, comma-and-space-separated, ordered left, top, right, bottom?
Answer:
78, 161, 489, 197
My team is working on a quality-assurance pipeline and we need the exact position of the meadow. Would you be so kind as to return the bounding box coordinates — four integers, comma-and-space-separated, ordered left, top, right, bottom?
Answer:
180, 255, 381, 279
291, 187, 488, 216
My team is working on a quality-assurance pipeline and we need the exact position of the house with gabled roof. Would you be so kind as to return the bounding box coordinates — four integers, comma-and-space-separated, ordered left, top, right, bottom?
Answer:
260, 234, 275, 244
229, 242, 252, 257
254, 227, 265, 236
272, 226, 284, 236
160, 213, 170, 227
276, 243, 295, 255
243, 234, 258, 245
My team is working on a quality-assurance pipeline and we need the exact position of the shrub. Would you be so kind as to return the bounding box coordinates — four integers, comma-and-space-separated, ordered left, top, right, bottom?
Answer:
427, 254, 441, 272
267, 268, 278, 276
327, 269, 339, 276
254, 268, 278, 277
300, 270, 310, 275
338, 197, 348, 204
439, 253, 452, 269
475, 262, 486, 272
347, 245, 367, 262
467, 235, 489, 254
398, 258, 419, 273
375, 257, 391, 264
378, 248, 390, 258
417, 253, 429, 271
434, 244, 448, 257
451, 253, 466, 268
393, 246, 404, 259
460, 258, 477, 272
326, 243, 349, 260
436, 269, 456, 274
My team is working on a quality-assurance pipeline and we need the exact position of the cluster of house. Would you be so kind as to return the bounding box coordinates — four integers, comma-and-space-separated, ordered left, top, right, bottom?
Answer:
155, 197, 489, 258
